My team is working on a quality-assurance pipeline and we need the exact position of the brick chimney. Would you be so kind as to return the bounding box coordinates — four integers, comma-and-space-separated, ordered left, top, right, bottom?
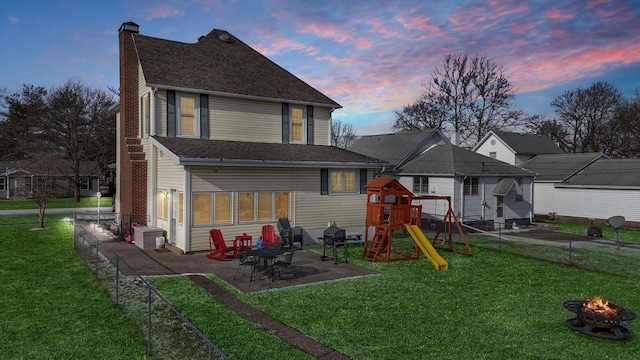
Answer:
118, 22, 147, 227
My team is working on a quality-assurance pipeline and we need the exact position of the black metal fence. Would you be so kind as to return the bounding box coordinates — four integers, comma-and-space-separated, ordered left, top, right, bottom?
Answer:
72, 212, 227, 360
461, 222, 640, 280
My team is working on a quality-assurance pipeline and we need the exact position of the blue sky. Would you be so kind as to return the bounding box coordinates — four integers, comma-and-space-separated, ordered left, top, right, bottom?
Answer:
1, 0, 639, 135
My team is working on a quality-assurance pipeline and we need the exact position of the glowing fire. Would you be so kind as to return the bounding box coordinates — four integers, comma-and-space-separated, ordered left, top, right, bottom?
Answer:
583, 297, 618, 317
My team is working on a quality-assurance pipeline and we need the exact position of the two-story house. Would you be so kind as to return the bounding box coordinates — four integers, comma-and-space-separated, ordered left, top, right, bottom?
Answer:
115, 22, 385, 253
473, 130, 565, 165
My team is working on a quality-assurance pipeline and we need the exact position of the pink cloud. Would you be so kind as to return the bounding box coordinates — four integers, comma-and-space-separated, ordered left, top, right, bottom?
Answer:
545, 8, 577, 20
252, 36, 320, 57
509, 22, 535, 34
298, 22, 351, 43
144, 4, 184, 20
509, 41, 640, 92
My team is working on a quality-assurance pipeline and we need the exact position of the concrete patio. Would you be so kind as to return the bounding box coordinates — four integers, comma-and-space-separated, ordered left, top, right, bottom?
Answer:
83, 223, 379, 293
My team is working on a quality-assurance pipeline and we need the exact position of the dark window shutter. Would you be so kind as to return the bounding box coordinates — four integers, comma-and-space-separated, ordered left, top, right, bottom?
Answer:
360, 169, 367, 194
306, 105, 314, 145
282, 103, 289, 143
321, 168, 329, 195
200, 94, 209, 139
167, 90, 176, 137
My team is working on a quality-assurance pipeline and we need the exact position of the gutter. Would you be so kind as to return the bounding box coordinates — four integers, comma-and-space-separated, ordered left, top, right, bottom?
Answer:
146, 83, 342, 109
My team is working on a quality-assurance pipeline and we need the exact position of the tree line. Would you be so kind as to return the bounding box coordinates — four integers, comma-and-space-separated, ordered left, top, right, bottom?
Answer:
0, 79, 117, 202
333, 52, 639, 157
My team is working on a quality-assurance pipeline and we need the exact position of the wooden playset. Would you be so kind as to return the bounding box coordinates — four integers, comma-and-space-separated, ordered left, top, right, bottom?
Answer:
363, 177, 471, 263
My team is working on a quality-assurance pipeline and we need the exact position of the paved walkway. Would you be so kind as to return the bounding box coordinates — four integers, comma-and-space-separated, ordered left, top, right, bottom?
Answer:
0, 207, 102, 215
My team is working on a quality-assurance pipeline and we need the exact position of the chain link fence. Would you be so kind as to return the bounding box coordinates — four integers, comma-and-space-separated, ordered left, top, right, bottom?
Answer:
462, 222, 640, 280
72, 212, 227, 360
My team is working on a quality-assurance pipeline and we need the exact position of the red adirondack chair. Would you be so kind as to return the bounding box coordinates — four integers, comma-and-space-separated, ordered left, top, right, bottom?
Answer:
207, 229, 239, 260
261, 224, 280, 248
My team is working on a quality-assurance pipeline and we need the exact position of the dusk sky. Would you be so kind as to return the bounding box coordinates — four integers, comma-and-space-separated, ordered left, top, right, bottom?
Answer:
1, 0, 639, 135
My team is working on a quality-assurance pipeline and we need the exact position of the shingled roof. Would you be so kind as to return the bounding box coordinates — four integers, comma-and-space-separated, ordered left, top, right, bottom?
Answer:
561, 159, 640, 188
399, 143, 533, 176
519, 153, 607, 182
151, 136, 386, 168
348, 130, 445, 168
133, 29, 340, 107
475, 131, 565, 155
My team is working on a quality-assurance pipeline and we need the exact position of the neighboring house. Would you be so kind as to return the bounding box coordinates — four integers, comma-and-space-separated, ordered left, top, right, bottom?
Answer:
0, 161, 104, 199
115, 22, 385, 253
350, 131, 535, 228
520, 155, 640, 226
474, 130, 565, 165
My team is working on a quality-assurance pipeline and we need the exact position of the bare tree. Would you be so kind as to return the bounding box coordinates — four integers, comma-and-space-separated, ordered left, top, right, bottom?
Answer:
393, 100, 447, 132
394, 53, 521, 147
526, 114, 570, 152
45, 79, 116, 201
551, 81, 623, 153
18, 153, 68, 228
331, 118, 357, 149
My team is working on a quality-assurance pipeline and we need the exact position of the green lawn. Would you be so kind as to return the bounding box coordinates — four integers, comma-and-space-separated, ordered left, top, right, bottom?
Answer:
3, 215, 639, 359
543, 220, 640, 244
150, 235, 640, 359
0, 214, 147, 359
0, 197, 112, 210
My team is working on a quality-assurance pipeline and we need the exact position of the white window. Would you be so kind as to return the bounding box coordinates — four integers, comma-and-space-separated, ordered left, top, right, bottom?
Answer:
238, 191, 290, 223
177, 93, 199, 137
290, 106, 306, 144
174, 192, 184, 225
464, 177, 479, 195
331, 170, 357, 194
80, 178, 91, 191
489, 151, 497, 159
193, 192, 232, 225
157, 189, 168, 219
413, 176, 428, 193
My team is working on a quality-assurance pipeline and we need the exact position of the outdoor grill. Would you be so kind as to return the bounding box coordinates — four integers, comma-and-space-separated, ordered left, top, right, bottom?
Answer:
563, 298, 636, 340
321, 226, 347, 264
323, 226, 346, 245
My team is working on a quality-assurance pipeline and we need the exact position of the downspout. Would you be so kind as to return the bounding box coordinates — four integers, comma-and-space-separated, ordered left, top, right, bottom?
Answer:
529, 176, 535, 224
460, 176, 466, 222
184, 167, 191, 253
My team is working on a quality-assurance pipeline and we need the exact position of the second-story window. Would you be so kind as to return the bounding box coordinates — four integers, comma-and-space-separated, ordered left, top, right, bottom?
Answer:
331, 170, 357, 193
140, 93, 150, 138
290, 106, 306, 143
178, 93, 199, 137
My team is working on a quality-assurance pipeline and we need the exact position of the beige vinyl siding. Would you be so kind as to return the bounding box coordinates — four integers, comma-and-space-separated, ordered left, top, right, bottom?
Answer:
154, 148, 186, 248
313, 106, 331, 146
188, 166, 370, 252
209, 97, 282, 142
294, 168, 369, 228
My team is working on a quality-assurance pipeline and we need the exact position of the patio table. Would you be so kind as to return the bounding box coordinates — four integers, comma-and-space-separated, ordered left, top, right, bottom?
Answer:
245, 248, 285, 281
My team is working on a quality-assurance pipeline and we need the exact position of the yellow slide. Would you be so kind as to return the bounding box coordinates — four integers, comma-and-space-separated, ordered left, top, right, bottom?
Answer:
405, 225, 448, 270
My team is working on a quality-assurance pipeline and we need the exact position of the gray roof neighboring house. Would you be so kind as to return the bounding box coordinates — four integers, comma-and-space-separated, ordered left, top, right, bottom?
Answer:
474, 130, 565, 155
400, 143, 534, 177
0, 161, 102, 177
560, 159, 640, 189
519, 153, 607, 182
152, 136, 386, 168
348, 130, 448, 170
133, 28, 340, 108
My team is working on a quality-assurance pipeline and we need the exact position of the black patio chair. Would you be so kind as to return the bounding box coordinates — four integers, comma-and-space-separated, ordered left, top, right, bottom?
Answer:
277, 218, 304, 249
234, 252, 259, 282
272, 250, 296, 280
